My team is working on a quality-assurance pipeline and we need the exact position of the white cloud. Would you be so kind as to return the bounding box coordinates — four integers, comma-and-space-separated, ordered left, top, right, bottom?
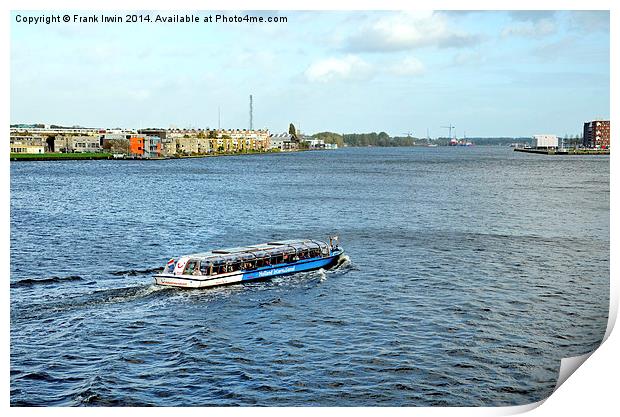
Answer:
389, 57, 425, 76
507, 11, 557, 22
452, 51, 483, 66
567, 11, 609, 33
501, 19, 557, 38
304, 55, 372, 82
343, 11, 479, 52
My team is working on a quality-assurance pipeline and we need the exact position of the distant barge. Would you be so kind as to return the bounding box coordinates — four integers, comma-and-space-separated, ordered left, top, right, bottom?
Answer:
514, 148, 610, 155
154, 237, 344, 288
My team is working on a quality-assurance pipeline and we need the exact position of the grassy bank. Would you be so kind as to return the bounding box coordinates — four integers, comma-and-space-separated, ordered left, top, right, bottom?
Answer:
11, 152, 113, 161
10, 148, 291, 161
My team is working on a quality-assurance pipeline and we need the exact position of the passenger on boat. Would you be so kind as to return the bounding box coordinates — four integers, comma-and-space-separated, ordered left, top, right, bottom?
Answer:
184, 260, 196, 275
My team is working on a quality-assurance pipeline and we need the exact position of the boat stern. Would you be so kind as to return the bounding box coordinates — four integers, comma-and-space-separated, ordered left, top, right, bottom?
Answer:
154, 274, 194, 288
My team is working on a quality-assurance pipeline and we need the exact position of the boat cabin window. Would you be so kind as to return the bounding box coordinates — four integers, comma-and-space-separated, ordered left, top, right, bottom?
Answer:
252, 251, 268, 268
184, 260, 198, 275
211, 260, 224, 275
307, 243, 321, 258
200, 261, 211, 275
282, 247, 296, 263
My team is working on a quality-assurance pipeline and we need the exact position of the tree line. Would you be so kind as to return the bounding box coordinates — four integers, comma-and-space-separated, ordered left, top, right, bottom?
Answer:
312, 132, 418, 147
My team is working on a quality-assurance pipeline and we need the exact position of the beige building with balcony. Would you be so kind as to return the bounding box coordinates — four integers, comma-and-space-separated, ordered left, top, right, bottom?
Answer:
165, 128, 270, 154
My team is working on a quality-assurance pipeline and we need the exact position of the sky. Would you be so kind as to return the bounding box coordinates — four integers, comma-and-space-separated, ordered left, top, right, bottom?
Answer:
10, 10, 610, 137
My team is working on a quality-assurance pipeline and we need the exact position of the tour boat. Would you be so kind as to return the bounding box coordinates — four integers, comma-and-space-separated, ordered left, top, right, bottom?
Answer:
154, 237, 344, 288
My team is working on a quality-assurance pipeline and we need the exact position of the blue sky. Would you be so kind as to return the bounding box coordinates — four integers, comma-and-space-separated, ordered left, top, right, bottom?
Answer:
10, 10, 610, 137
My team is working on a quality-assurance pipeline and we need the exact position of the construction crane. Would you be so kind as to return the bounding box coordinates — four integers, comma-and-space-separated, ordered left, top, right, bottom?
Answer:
441, 124, 455, 139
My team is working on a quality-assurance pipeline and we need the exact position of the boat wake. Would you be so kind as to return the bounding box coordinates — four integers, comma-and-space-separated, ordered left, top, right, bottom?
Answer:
11, 284, 170, 322
328, 254, 356, 275
110, 267, 163, 276
88, 284, 170, 305
335, 254, 352, 269
10, 275, 86, 288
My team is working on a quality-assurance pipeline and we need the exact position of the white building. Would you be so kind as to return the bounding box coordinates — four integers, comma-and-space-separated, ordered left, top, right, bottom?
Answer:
532, 135, 558, 149
269, 133, 294, 150
302, 138, 325, 149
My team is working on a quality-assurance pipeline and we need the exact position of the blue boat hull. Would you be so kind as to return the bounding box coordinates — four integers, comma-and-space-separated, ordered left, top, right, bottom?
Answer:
154, 250, 343, 288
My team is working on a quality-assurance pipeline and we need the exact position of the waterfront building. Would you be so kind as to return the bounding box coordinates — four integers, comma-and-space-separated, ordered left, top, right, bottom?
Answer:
215, 129, 270, 151
137, 128, 167, 141
70, 136, 101, 153
161, 138, 177, 156
196, 137, 210, 154
532, 135, 558, 149
269, 133, 296, 150
9, 125, 272, 156
129, 136, 145, 157
101, 132, 133, 141
175, 136, 199, 155
138, 129, 174, 156
301, 136, 326, 149
144, 136, 162, 158
10, 126, 100, 136
10, 136, 45, 154
583, 120, 610, 149
53, 135, 101, 153
128, 135, 162, 158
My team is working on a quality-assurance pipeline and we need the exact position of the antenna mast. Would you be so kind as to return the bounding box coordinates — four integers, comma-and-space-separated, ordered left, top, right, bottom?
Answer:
249, 95, 253, 130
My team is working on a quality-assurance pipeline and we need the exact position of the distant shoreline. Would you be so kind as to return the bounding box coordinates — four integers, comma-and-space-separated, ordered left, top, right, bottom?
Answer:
514, 148, 610, 155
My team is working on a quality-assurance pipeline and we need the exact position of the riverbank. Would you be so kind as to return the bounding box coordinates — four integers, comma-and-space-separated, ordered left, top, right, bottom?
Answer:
514, 148, 610, 155
10, 152, 113, 161
10, 149, 288, 161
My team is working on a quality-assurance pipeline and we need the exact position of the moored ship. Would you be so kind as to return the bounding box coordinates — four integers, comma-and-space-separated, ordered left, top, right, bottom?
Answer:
154, 237, 344, 288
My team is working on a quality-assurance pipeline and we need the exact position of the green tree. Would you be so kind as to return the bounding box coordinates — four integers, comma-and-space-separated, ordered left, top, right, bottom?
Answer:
106, 139, 129, 153
289, 123, 298, 140
313, 132, 344, 148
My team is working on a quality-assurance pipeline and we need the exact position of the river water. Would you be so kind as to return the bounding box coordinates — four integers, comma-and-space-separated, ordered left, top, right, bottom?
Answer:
10, 146, 609, 406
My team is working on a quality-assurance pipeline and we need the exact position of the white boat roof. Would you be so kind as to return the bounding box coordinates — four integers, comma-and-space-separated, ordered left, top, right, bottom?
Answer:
186, 239, 325, 260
